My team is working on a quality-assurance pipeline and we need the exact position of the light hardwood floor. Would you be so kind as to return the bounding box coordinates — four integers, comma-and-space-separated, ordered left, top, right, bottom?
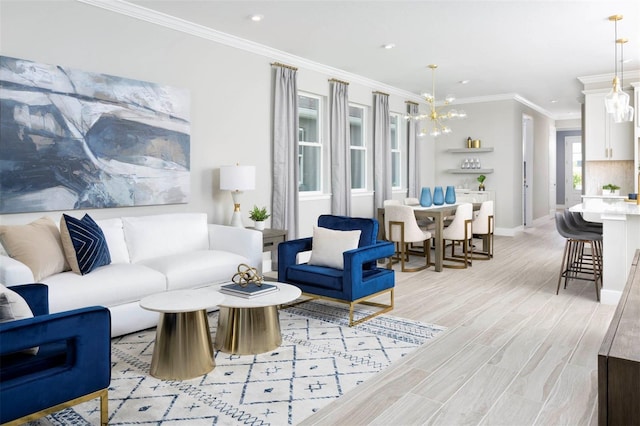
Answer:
301, 216, 615, 425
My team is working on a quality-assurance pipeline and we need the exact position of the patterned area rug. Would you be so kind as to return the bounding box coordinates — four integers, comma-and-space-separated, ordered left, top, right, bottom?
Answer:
43, 301, 445, 425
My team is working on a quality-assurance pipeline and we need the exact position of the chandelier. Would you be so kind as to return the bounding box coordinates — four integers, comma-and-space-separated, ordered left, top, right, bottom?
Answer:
407, 64, 466, 137
604, 14, 634, 123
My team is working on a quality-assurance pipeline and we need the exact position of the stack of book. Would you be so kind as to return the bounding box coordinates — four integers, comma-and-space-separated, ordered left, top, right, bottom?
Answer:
219, 282, 279, 299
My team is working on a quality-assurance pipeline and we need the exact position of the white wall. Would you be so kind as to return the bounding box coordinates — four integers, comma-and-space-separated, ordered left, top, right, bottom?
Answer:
0, 0, 553, 237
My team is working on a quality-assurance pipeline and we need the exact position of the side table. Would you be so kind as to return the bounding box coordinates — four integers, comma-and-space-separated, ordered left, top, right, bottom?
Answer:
139, 289, 225, 380
248, 227, 287, 270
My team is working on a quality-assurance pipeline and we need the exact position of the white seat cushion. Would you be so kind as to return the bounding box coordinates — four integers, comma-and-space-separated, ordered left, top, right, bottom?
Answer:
139, 250, 249, 291
43, 264, 166, 313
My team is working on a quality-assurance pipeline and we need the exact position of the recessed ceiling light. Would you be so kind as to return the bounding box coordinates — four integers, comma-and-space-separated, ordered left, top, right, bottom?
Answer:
459, 80, 470, 85
249, 14, 263, 22
550, 99, 559, 103
382, 43, 396, 49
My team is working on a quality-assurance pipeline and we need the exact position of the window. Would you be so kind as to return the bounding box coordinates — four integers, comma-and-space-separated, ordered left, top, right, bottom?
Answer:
349, 105, 366, 190
390, 113, 401, 188
298, 94, 322, 192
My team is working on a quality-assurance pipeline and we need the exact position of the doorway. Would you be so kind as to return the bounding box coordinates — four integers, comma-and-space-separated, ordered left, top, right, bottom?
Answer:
565, 135, 583, 207
522, 114, 534, 227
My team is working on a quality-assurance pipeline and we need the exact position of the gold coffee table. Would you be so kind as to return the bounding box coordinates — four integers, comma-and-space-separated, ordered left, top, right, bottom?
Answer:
139, 289, 225, 380
213, 282, 301, 355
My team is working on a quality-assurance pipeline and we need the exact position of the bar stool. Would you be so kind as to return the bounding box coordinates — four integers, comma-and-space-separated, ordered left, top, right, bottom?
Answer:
554, 212, 602, 301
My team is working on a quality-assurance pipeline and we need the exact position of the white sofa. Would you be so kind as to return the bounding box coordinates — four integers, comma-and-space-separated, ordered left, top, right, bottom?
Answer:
0, 213, 263, 337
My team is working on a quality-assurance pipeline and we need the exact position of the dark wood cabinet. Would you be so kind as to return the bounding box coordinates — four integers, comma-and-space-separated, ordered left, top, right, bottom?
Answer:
598, 250, 640, 425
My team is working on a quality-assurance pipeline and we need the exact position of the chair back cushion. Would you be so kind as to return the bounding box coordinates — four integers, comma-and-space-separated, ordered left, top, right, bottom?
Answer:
308, 226, 361, 270
317, 215, 378, 248
384, 205, 428, 243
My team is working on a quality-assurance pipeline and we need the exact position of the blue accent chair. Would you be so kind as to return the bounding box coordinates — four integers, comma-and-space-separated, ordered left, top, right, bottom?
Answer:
278, 215, 395, 326
0, 284, 111, 425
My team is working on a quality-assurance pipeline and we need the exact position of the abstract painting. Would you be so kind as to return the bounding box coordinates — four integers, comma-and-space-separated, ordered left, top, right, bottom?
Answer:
0, 56, 190, 213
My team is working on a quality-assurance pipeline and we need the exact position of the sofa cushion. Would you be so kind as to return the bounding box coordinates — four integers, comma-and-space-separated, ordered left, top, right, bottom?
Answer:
95, 218, 130, 264
42, 264, 166, 312
0, 217, 69, 281
123, 213, 209, 263
308, 226, 361, 270
139, 250, 249, 291
60, 214, 111, 275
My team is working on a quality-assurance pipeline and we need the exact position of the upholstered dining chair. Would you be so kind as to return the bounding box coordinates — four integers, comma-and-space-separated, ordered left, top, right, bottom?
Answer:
404, 197, 436, 231
383, 199, 401, 206
384, 204, 432, 272
403, 197, 419, 206
1, 284, 111, 426
442, 202, 473, 269
278, 215, 395, 326
471, 200, 494, 259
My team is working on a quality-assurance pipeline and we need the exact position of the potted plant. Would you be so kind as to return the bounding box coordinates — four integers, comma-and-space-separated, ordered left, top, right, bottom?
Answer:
602, 183, 620, 196
477, 174, 486, 191
249, 205, 270, 230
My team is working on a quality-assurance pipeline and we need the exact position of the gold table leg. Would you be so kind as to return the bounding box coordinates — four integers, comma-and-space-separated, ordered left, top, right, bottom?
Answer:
215, 306, 282, 355
150, 309, 214, 380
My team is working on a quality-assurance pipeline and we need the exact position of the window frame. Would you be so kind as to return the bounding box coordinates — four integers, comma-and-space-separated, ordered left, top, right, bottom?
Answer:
297, 92, 324, 194
390, 112, 402, 190
349, 103, 367, 191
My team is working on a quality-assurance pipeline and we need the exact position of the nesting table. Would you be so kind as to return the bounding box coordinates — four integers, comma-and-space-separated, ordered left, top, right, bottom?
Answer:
139, 289, 225, 380
212, 282, 301, 355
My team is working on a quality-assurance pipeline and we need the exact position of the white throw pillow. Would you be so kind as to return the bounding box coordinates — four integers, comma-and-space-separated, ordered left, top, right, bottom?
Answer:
308, 226, 361, 270
0, 283, 38, 355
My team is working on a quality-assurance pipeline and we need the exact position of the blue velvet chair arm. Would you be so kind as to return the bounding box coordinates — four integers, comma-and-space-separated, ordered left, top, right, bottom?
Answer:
0, 306, 111, 424
0, 306, 110, 355
343, 241, 395, 300
8, 284, 49, 316
278, 237, 313, 281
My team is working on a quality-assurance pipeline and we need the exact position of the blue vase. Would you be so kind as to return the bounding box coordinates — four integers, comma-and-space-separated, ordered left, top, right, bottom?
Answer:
445, 186, 456, 204
433, 186, 445, 205
420, 187, 432, 207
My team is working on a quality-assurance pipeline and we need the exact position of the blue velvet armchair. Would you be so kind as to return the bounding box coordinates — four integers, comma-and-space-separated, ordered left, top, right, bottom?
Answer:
278, 215, 395, 326
0, 284, 111, 425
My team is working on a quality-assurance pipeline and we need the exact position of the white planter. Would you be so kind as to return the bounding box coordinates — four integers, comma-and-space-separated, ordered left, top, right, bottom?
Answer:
254, 220, 265, 230
602, 189, 620, 196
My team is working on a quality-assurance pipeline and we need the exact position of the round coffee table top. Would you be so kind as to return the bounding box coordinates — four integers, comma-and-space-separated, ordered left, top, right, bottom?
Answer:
140, 289, 225, 313
213, 282, 301, 308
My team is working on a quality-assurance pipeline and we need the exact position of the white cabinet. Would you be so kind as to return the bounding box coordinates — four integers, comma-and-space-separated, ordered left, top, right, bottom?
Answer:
584, 91, 633, 161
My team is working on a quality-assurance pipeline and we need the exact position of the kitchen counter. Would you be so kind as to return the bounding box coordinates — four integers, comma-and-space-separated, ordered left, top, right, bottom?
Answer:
570, 198, 640, 305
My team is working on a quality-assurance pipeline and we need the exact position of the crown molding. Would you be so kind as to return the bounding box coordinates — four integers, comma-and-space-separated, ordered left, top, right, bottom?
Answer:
578, 70, 640, 85
78, 0, 559, 119
77, 0, 425, 103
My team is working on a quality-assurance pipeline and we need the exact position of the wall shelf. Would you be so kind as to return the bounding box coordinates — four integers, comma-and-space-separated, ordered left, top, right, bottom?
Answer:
446, 148, 494, 153
446, 169, 494, 174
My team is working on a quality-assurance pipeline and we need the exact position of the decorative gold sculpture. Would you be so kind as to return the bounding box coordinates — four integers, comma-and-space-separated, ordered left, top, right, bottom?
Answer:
231, 263, 263, 287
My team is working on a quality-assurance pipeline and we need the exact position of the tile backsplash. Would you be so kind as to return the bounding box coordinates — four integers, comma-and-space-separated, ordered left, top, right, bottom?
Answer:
585, 160, 635, 195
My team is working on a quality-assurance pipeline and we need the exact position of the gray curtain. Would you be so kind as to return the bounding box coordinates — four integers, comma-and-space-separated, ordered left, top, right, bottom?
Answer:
407, 101, 421, 198
373, 92, 392, 209
271, 65, 299, 239
330, 80, 351, 216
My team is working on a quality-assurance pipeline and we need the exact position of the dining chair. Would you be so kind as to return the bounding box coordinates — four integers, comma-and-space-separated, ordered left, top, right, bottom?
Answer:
442, 202, 473, 269
383, 199, 401, 206
471, 200, 494, 259
384, 204, 431, 272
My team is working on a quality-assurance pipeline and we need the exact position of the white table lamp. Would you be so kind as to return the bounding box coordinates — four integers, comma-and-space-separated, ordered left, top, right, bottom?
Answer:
220, 164, 256, 227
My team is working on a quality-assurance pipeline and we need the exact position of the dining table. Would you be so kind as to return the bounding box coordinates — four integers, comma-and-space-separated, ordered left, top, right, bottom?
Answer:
377, 202, 482, 272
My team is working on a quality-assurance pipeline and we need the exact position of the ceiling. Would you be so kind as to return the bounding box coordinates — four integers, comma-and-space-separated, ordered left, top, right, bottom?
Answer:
128, 0, 640, 119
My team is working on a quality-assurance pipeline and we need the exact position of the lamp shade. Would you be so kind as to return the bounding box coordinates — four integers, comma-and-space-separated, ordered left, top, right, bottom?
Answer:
220, 165, 256, 191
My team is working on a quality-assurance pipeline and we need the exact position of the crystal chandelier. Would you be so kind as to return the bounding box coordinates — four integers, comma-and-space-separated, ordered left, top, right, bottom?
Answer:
407, 64, 466, 137
604, 14, 634, 123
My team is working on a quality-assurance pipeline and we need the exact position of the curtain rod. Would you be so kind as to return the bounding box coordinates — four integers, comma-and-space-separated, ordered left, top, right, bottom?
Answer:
328, 78, 349, 85
373, 91, 389, 97
405, 100, 419, 105
271, 62, 298, 71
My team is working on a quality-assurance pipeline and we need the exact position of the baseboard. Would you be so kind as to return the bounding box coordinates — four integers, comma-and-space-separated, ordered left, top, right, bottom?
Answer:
600, 289, 622, 306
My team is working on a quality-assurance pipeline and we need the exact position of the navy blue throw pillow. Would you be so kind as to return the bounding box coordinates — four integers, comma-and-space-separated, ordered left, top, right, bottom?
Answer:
60, 214, 111, 275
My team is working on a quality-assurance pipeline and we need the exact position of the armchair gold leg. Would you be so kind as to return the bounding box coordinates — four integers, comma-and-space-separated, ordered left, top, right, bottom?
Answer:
4, 388, 108, 426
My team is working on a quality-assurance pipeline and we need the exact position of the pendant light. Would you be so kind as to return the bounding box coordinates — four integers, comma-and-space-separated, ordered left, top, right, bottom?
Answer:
604, 14, 634, 123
